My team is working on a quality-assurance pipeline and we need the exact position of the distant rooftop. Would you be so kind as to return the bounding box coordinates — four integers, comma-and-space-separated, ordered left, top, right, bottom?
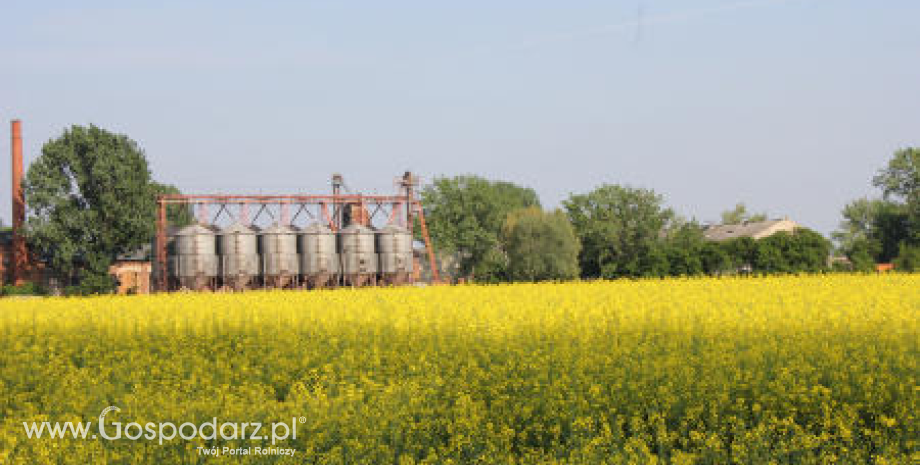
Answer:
703, 218, 798, 242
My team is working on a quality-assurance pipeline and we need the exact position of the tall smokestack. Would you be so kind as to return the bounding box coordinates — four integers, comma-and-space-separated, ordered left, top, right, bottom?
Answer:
11, 120, 27, 284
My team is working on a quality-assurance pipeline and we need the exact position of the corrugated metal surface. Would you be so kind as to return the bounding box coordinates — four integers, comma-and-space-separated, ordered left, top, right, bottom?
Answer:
299, 223, 339, 275
339, 224, 377, 275
174, 224, 218, 278
218, 223, 259, 287
261, 224, 299, 277
377, 225, 413, 275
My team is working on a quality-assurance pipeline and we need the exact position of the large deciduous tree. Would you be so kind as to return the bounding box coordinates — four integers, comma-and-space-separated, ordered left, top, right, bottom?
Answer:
501, 207, 580, 282
873, 148, 920, 202
874, 148, 920, 245
564, 185, 674, 279
657, 221, 707, 277
835, 148, 919, 269
752, 229, 831, 273
420, 175, 540, 282
833, 198, 884, 251
832, 198, 907, 268
24, 125, 178, 293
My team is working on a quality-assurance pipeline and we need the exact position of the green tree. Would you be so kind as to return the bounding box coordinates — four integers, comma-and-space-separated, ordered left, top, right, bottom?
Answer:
832, 198, 880, 250
640, 246, 671, 277
720, 203, 767, 224
721, 236, 757, 273
152, 182, 195, 226
420, 175, 540, 282
750, 229, 830, 274
872, 202, 910, 262
843, 237, 879, 272
873, 148, 920, 201
835, 149, 919, 266
23, 125, 172, 294
753, 233, 792, 273
834, 198, 909, 265
501, 207, 580, 282
700, 240, 731, 275
874, 148, 920, 244
564, 185, 674, 279
658, 221, 707, 277
785, 228, 832, 272
893, 243, 920, 272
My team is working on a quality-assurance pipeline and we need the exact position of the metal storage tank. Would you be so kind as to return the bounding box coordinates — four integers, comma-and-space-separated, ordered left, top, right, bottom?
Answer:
339, 223, 377, 287
218, 223, 259, 290
377, 224, 414, 285
261, 224, 299, 288
298, 223, 339, 288
174, 224, 218, 290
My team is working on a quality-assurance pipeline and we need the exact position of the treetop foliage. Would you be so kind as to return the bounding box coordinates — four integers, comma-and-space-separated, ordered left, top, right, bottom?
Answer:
501, 207, 580, 282
720, 202, 768, 225
563, 184, 675, 279
836, 147, 919, 270
24, 125, 182, 294
420, 175, 540, 281
873, 148, 919, 202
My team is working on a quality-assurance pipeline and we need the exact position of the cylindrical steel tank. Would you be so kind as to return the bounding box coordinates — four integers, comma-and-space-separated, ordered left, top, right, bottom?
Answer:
260, 224, 299, 288
377, 224, 413, 285
298, 223, 339, 288
173, 224, 218, 290
339, 224, 377, 287
218, 223, 259, 290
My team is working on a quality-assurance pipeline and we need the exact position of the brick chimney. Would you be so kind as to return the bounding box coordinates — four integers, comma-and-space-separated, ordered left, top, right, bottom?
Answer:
11, 120, 27, 284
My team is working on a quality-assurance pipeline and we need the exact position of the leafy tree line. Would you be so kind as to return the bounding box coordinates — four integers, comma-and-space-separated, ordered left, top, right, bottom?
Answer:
423, 149, 919, 282
422, 178, 832, 283
834, 148, 920, 271
418, 176, 577, 282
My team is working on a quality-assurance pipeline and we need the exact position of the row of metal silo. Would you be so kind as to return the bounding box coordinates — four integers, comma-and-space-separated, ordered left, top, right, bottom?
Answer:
158, 223, 414, 291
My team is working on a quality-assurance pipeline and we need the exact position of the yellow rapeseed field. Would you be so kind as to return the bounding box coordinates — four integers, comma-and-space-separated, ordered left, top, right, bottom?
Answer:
0, 274, 916, 464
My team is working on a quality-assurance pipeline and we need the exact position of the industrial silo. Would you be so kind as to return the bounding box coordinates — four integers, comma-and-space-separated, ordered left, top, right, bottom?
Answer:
298, 223, 339, 289
261, 224, 299, 288
218, 223, 259, 291
377, 224, 413, 285
339, 223, 377, 287
174, 224, 218, 290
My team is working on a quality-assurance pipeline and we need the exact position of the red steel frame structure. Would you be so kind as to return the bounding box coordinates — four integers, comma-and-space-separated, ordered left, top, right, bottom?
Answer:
154, 193, 440, 291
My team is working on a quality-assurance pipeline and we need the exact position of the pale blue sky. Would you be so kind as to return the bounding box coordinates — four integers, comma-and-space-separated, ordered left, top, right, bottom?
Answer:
2, 0, 918, 234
